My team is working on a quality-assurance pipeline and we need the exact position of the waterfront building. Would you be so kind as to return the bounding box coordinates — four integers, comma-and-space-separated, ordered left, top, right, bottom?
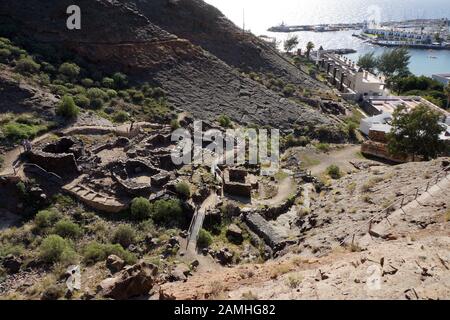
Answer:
316, 52, 386, 99
432, 73, 450, 86
363, 27, 433, 44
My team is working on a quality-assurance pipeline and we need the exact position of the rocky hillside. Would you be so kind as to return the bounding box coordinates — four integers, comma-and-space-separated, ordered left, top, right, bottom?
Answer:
159, 158, 450, 299
123, 0, 326, 88
0, 0, 338, 131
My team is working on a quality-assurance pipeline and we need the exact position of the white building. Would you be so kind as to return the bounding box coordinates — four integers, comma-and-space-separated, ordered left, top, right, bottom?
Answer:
360, 113, 392, 136
317, 53, 386, 100
363, 27, 433, 43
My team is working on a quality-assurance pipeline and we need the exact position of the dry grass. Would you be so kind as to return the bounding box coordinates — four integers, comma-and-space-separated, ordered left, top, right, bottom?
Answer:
241, 291, 259, 300
286, 273, 304, 288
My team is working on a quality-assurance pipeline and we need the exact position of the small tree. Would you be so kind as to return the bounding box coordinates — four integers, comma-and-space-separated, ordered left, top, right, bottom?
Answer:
57, 95, 79, 119
306, 41, 315, 59
377, 48, 411, 82
387, 104, 446, 161
283, 35, 299, 53
357, 52, 377, 73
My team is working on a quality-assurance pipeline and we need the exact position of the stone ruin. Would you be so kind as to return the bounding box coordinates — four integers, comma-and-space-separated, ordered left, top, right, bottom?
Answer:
28, 136, 82, 176
23, 124, 184, 213
223, 167, 255, 199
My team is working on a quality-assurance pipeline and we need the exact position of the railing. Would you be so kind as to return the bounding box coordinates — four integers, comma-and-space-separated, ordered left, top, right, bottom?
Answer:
316, 163, 450, 257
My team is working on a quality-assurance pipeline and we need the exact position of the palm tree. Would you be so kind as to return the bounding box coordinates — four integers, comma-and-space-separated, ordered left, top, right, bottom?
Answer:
306, 41, 315, 59
445, 83, 450, 109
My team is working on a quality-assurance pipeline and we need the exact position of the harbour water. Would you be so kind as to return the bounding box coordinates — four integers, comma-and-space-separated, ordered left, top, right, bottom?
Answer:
205, 0, 450, 76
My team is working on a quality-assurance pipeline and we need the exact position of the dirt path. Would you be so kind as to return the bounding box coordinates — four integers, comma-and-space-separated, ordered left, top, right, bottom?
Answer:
253, 176, 295, 207
0, 133, 53, 177
308, 145, 362, 176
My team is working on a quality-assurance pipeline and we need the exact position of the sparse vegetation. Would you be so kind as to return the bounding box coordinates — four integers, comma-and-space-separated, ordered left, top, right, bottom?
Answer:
57, 95, 79, 119
218, 114, 232, 128
175, 181, 191, 199
197, 229, 213, 249
39, 235, 76, 265
111, 225, 136, 248
326, 165, 342, 179
34, 209, 61, 231
82, 241, 136, 265
53, 219, 83, 239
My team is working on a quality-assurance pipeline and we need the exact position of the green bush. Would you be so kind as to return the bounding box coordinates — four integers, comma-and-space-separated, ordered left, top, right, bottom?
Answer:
112, 72, 128, 88
57, 95, 79, 119
74, 94, 90, 109
151, 199, 183, 227
111, 225, 136, 248
81, 78, 94, 88
282, 84, 296, 96
15, 56, 40, 75
58, 62, 80, 81
197, 229, 213, 249
34, 210, 61, 230
326, 165, 342, 179
90, 98, 104, 109
39, 235, 76, 264
131, 91, 145, 104
86, 88, 108, 101
0, 48, 11, 63
53, 219, 83, 239
113, 110, 130, 123
218, 114, 232, 128
315, 143, 331, 152
130, 197, 152, 220
151, 87, 165, 98
102, 77, 115, 88
2, 122, 46, 141
175, 181, 191, 199
82, 241, 136, 265
106, 89, 118, 98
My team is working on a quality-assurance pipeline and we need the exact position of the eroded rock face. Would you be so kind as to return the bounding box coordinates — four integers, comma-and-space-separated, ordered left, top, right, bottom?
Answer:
98, 261, 158, 300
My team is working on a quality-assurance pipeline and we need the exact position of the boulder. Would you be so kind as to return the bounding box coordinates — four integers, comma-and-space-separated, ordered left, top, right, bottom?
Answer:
106, 255, 125, 274
98, 261, 158, 300
226, 224, 244, 245
168, 236, 180, 247
190, 260, 200, 269
2, 255, 22, 274
216, 248, 234, 265
169, 264, 191, 282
